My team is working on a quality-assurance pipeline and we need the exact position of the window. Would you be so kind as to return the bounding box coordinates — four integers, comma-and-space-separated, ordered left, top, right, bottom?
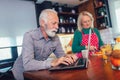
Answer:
108, 0, 120, 37
0, 0, 37, 62
0, 48, 12, 61
0, 37, 12, 47
0, 37, 13, 61
17, 46, 22, 56
16, 36, 23, 56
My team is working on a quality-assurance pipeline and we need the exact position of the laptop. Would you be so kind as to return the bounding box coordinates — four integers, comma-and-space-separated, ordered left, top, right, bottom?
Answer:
49, 58, 88, 71
49, 29, 91, 71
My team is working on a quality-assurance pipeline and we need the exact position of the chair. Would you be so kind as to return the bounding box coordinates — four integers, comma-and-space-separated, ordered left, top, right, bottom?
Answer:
0, 61, 15, 80
65, 38, 73, 54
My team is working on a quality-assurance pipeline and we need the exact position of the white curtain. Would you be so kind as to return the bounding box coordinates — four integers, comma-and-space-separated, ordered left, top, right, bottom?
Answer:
0, 0, 37, 60
0, 0, 37, 47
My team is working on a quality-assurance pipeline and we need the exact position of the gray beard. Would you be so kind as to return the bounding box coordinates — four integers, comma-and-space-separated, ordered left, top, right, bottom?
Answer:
44, 24, 57, 37
46, 29, 56, 37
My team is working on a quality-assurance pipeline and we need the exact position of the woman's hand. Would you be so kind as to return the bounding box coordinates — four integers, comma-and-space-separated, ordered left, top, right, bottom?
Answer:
86, 46, 97, 51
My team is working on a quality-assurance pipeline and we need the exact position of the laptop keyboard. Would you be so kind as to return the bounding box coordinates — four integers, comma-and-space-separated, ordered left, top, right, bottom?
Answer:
59, 59, 80, 67
49, 58, 87, 71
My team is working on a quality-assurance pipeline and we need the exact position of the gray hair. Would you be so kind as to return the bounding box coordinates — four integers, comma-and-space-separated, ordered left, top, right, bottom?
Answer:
39, 9, 57, 25
77, 11, 94, 31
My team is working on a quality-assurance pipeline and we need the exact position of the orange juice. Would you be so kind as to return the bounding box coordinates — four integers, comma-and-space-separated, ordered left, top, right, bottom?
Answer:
101, 48, 108, 60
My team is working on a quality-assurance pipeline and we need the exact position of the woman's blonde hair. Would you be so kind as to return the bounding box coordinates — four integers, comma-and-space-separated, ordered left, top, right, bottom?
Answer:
77, 11, 94, 31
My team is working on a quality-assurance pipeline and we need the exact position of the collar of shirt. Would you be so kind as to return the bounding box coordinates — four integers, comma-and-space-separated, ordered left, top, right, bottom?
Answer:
82, 28, 94, 34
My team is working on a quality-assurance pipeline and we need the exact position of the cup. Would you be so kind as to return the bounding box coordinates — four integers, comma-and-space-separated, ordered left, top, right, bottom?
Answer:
101, 48, 108, 60
81, 50, 89, 59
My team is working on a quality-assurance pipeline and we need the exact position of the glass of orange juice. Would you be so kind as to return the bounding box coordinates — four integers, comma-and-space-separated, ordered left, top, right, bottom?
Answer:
101, 48, 108, 60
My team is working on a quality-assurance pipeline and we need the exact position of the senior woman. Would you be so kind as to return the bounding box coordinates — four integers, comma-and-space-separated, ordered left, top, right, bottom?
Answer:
72, 11, 104, 58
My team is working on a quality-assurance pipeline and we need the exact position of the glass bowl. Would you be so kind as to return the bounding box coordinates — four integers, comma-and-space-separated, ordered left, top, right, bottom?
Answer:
110, 57, 120, 70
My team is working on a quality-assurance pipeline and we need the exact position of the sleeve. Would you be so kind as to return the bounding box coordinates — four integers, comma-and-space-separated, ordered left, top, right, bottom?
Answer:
72, 30, 86, 53
54, 36, 65, 58
22, 32, 52, 71
94, 28, 104, 47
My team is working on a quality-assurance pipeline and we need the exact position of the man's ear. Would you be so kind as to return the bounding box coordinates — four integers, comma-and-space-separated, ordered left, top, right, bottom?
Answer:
40, 19, 45, 27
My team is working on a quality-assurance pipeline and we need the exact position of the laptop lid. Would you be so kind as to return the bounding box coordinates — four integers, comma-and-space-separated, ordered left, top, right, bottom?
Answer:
87, 28, 91, 53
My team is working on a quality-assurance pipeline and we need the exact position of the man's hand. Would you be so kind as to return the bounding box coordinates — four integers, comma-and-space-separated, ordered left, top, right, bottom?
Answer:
51, 54, 78, 67
64, 54, 78, 62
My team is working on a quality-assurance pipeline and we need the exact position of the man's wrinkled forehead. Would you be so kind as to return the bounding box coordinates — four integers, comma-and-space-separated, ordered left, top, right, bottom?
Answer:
47, 12, 58, 18
47, 12, 59, 22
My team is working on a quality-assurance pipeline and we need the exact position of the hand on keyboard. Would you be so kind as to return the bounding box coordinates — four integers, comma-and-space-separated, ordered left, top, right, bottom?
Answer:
59, 59, 79, 67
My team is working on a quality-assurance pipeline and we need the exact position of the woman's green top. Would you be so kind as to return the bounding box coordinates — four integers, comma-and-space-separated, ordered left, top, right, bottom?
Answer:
72, 28, 104, 53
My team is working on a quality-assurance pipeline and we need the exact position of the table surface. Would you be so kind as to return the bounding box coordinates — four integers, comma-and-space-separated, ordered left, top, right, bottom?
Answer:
24, 56, 120, 80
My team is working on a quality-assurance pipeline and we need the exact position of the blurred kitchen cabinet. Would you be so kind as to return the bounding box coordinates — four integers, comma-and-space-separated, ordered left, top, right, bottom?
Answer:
57, 12, 78, 34
52, 3, 78, 34
93, 0, 112, 29
35, 1, 78, 34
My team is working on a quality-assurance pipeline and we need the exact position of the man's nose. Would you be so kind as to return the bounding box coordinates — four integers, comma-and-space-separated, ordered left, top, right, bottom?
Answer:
55, 24, 58, 29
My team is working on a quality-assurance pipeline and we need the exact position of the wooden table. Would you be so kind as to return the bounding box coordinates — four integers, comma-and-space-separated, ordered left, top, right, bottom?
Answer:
24, 56, 120, 80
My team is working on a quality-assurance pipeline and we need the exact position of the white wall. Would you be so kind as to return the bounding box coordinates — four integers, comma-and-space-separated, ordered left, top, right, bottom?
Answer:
0, 0, 37, 47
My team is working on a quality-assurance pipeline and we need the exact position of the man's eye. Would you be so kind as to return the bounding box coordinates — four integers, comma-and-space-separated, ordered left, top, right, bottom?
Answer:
53, 23, 56, 25
52, 22, 58, 25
